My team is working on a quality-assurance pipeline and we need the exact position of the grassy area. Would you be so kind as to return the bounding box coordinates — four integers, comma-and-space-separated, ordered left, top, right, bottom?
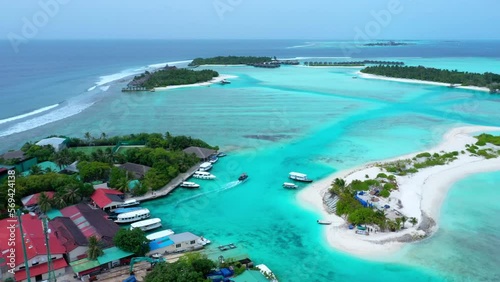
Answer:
69, 146, 114, 154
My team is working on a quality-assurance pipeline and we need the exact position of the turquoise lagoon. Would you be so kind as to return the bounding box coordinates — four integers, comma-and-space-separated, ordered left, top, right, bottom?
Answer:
6, 63, 500, 281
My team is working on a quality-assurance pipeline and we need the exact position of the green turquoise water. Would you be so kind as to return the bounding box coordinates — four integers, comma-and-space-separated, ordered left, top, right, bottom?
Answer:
9, 64, 500, 281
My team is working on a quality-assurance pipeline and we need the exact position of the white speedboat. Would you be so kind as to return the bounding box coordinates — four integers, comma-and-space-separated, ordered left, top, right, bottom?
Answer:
198, 162, 213, 171
220, 79, 231, 84
317, 220, 332, 225
130, 218, 162, 231
192, 171, 216, 180
118, 199, 140, 208
198, 236, 211, 245
180, 181, 200, 188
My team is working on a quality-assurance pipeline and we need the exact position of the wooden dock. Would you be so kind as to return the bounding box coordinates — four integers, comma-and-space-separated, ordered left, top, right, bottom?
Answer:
131, 163, 201, 203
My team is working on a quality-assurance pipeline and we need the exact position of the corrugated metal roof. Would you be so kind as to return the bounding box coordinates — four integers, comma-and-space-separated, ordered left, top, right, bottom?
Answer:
70, 258, 101, 274
97, 247, 133, 265
169, 232, 199, 244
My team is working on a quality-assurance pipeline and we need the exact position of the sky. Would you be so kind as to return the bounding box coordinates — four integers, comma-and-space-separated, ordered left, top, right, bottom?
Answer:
1, 0, 499, 40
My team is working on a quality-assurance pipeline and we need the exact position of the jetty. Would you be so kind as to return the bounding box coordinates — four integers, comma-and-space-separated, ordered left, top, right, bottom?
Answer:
131, 163, 201, 203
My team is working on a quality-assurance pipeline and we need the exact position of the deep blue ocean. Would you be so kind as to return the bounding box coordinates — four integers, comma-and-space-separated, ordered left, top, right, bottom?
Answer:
1, 40, 500, 281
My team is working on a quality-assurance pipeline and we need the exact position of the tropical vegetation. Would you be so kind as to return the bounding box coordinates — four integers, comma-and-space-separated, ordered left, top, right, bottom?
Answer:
189, 56, 272, 66
131, 68, 219, 89
113, 228, 150, 256
87, 235, 104, 260
144, 253, 216, 282
361, 65, 500, 93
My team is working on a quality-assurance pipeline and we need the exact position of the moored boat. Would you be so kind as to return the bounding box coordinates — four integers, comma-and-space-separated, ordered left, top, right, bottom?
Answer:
283, 182, 298, 189
180, 181, 200, 188
118, 199, 140, 208
192, 171, 216, 180
146, 229, 175, 241
220, 79, 231, 84
217, 152, 227, 157
289, 172, 313, 183
115, 208, 150, 223
111, 207, 144, 214
198, 162, 213, 171
238, 173, 248, 181
209, 155, 218, 164
198, 236, 211, 245
130, 218, 162, 231
317, 220, 332, 225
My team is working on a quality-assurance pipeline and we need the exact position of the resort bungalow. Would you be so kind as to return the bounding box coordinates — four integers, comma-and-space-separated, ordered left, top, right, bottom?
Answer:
49, 217, 89, 262
60, 203, 120, 248
118, 162, 151, 179
0, 150, 38, 173
90, 188, 125, 210
0, 214, 67, 282
35, 137, 68, 152
148, 232, 203, 256
182, 146, 216, 162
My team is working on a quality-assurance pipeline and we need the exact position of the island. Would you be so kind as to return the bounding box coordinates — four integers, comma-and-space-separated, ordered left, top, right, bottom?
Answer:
360, 65, 500, 93
298, 127, 500, 258
305, 60, 404, 67
122, 65, 219, 92
364, 41, 412, 46
188, 56, 299, 68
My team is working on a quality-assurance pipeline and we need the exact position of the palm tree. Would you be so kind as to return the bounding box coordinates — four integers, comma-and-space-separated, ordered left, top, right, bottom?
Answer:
53, 149, 72, 169
395, 218, 402, 230
401, 216, 408, 229
100, 132, 107, 140
116, 178, 129, 193
63, 184, 81, 204
29, 165, 43, 175
87, 236, 104, 260
84, 132, 92, 144
52, 195, 66, 209
409, 217, 418, 226
37, 192, 52, 213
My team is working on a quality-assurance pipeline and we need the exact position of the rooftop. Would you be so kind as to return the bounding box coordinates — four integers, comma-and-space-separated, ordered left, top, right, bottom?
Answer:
0, 150, 28, 161
91, 188, 124, 209
15, 258, 68, 281
49, 216, 89, 252
36, 137, 67, 146
168, 232, 200, 244
118, 162, 151, 179
182, 146, 216, 159
97, 246, 133, 265
21, 191, 55, 207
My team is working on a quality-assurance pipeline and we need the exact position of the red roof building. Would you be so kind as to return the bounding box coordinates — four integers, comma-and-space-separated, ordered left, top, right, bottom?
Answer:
0, 214, 67, 282
60, 203, 120, 248
90, 188, 124, 210
14, 258, 67, 281
21, 192, 55, 207
49, 217, 89, 262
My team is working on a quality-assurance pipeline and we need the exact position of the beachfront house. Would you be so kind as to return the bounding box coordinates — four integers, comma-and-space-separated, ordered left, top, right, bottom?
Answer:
0, 150, 38, 173
35, 137, 68, 152
118, 162, 151, 179
0, 214, 67, 282
182, 146, 216, 162
90, 188, 125, 211
60, 203, 120, 248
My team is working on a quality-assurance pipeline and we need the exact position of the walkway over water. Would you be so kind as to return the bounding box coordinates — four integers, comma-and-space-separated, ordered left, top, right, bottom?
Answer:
131, 163, 201, 203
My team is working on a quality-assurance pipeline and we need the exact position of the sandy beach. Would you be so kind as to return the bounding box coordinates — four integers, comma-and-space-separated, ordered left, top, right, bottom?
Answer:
357, 72, 491, 92
297, 125, 500, 260
154, 74, 238, 91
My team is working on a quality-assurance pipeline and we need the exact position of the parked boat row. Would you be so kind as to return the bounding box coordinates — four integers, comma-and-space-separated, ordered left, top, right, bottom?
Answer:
282, 172, 313, 189
130, 218, 162, 231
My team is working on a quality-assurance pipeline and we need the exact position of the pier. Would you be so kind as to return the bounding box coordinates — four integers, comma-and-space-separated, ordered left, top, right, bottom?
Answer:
131, 163, 201, 203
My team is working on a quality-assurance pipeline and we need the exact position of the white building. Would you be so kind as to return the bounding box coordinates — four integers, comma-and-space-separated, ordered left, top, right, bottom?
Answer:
36, 137, 68, 152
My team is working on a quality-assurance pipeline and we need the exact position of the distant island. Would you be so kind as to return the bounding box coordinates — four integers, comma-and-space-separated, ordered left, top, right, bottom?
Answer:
123, 65, 219, 91
361, 65, 500, 93
305, 60, 405, 67
189, 56, 273, 66
364, 41, 412, 46
188, 56, 299, 68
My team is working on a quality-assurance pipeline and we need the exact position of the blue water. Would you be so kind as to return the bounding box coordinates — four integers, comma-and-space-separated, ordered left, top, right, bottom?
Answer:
2, 40, 500, 281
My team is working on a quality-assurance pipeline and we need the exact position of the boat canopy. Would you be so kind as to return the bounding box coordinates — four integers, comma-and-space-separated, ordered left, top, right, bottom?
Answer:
289, 172, 307, 178
130, 218, 161, 228
146, 229, 175, 241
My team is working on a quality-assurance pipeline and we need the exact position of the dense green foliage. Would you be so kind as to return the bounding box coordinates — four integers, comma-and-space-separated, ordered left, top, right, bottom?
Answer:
77, 161, 112, 182
21, 144, 55, 162
87, 236, 104, 260
133, 68, 219, 89
113, 228, 150, 256
189, 56, 272, 66
475, 133, 500, 146
144, 253, 215, 282
361, 65, 500, 93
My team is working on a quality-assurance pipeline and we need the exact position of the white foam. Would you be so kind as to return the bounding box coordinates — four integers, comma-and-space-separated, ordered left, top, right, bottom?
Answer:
99, 85, 110, 92
0, 102, 94, 138
286, 43, 316, 49
0, 104, 59, 125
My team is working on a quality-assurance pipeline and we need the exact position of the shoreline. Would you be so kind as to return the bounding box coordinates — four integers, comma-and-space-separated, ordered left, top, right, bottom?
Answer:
357, 72, 491, 92
154, 74, 238, 91
297, 125, 500, 260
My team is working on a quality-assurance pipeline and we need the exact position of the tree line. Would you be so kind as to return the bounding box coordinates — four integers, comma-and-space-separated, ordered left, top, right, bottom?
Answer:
361, 65, 500, 93
189, 56, 273, 66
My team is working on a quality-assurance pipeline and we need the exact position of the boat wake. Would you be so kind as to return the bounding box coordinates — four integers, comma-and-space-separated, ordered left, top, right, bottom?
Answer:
174, 181, 241, 207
